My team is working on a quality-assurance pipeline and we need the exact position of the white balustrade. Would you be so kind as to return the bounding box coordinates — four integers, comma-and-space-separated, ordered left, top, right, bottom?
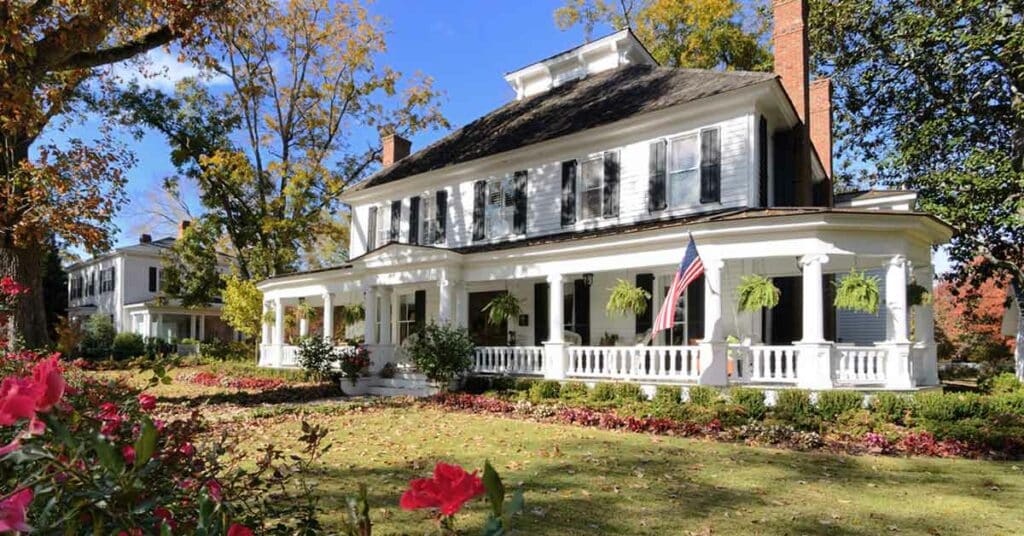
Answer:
281, 345, 300, 367
834, 346, 888, 385
732, 346, 800, 384
258, 345, 272, 366
565, 346, 701, 381
473, 346, 545, 375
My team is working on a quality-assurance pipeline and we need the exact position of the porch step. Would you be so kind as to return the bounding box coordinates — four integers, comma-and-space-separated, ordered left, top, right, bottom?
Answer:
366, 385, 439, 398
364, 372, 438, 397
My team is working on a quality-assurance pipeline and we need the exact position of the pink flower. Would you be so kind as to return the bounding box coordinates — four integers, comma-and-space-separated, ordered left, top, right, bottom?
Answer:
0, 377, 40, 426
0, 439, 20, 456
153, 507, 176, 530
399, 462, 485, 516
0, 488, 33, 533
30, 356, 65, 411
137, 394, 157, 412
205, 479, 223, 502
98, 402, 119, 420
122, 445, 136, 465
227, 524, 254, 536
178, 442, 195, 457
27, 418, 45, 436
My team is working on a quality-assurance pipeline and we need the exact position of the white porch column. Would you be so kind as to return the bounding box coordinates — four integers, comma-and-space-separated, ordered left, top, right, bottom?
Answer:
157, 314, 165, 341
323, 292, 335, 343
298, 298, 310, 338
884, 255, 914, 389
261, 301, 271, 344
544, 273, 566, 380
796, 254, 834, 389
363, 286, 377, 345
697, 259, 728, 386
188, 314, 196, 339
198, 314, 206, 341
912, 264, 939, 386
272, 298, 284, 346
438, 275, 453, 325
382, 288, 395, 345
453, 282, 468, 329
141, 312, 152, 338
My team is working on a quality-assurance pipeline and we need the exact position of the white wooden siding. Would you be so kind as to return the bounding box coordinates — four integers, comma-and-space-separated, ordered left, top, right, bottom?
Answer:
836, 268, 887, 345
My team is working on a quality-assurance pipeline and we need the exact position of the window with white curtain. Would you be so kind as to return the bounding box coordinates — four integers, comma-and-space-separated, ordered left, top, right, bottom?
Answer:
420, 195, 437, 245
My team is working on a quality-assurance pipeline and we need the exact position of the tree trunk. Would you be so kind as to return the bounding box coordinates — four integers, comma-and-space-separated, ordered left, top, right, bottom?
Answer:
0, 246, 50, 349
1013, 280, 1024, 381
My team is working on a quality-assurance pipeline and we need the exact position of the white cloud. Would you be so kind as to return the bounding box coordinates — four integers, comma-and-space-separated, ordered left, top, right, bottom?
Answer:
111, 48, 229, 92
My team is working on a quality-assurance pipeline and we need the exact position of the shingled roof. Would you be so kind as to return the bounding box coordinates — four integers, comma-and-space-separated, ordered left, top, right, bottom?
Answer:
348, 64, 778, 193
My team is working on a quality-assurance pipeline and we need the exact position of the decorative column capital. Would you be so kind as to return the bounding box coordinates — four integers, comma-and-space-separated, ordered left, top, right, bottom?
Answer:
886, 254, 908, 269
799, 254, 829, 267
546, 273, 564, 284
704, 258, 725, 271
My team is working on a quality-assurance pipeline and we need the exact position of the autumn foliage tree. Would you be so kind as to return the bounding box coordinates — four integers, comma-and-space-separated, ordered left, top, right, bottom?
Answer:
0, 1, 231, 346
933, 275, 1015, 366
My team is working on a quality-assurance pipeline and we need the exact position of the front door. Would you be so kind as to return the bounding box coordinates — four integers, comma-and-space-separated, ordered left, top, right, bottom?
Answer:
468, 291, 508, 346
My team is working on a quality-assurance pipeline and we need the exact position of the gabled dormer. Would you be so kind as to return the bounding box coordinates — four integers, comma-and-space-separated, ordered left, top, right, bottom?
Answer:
503, 29, 658, 100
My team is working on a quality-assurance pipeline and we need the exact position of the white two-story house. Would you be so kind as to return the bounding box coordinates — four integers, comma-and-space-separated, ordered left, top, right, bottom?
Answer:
66, 222, 238, 343
256, 0, 951, 392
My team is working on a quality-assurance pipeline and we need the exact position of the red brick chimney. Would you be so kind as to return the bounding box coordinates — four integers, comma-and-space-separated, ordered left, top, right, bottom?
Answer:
178, 220, 191, 239
381, 133, 411, 167
773, 0, 810, 124
809, 78, 833, 178
139, 234, 152, 244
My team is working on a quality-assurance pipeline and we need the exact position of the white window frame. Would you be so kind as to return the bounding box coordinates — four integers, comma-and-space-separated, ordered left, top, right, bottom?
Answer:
484, 176, 516, 240
576, 154, 604, 222
397, 293, 417, 344
375, 203, 390, 247
659, 126, 721, 210
660, 274, 690, 345
420, 193, 438, 246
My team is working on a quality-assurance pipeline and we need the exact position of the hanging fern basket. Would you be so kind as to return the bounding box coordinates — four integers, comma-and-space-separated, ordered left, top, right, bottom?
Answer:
606, 279, 651, 317
833, 269, 881, 315
736, 275, 781, 312
907, 281, 931, 306
482, 293, 521, 326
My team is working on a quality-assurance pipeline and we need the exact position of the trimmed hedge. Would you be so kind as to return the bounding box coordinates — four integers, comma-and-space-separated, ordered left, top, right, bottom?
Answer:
773, 390, 818, 430
729, 387, 766, 421
589, 383, 618, 403
816, 390, 865, 420
871, 392, 911, 424
559, 381, 590, 401
687, 386, 719, 407
615, 383, 647, 403
528, 380, 562, 402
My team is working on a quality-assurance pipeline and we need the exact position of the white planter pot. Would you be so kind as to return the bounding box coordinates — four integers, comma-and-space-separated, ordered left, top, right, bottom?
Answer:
340, 377, 372, 396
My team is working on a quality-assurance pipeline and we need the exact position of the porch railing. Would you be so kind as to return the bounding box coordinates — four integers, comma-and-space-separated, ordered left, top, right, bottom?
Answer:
833, 346, 888, 385
731, 346, 800, 384
566, 346, 701, 381
473, 346, 544, 375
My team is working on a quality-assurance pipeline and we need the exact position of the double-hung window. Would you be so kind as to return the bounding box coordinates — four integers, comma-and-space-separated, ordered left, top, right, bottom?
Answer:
397, 294, 416, 343
668, 134, 700, 208
375, 204, 390, 247
485, 177, 515, 239
579, 156, 604, 220
420, 195, 437, 245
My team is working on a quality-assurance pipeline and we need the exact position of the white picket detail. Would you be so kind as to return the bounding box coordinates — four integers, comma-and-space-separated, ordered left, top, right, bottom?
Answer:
732, 346, 800, 383
281, 345, 300, 367
834, 347, 887, 384
566, 346, 700, 381
473, 346, 545, 375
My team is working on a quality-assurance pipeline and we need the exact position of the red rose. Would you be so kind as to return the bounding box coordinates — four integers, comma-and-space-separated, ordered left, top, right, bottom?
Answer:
122, 445, 136, 465
0, 377, 40, 426
400, 462, 485, 516
206, 479, 223, 502
0, 488, 33, 533
30, 356, 65, 411
227, 523, 254, 536
137, 394, 157, 412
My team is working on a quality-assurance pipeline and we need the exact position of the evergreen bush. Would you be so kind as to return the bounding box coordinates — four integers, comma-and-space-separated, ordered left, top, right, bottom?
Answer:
870, 392, 912, 424
404, 322, 475, 387
729, 387, 767, 420
615, 382, 647, 403
772, 389, 818, 430
687, 385, 719, 407
589, 382, 618, 403
816, 391, 865, 420
528, 380, 562, 402
111, 332, 146, 360
559, 381, 590, 401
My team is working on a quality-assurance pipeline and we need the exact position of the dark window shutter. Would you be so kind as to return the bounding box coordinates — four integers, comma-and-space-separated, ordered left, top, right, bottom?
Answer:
148, 267, 157, 292
603, 151, 620, 218
700, 129, 721, 204
513, 170, 528, 235
472, 180, 486, 241
110, 267, 116, 293
560, 160, 577, 226
635, 273, 654, 335
648, 140, 667, 211
573, 279, 590, 345
758, 116, 769, 207
367, 206, 378, 250
390, 200, 401, 242
435, 190, 447, 244
409, 196, 420, 245
686, 275, 705, 342
773, 129, 796, 206
534, 282, 549, 344
414, 289, 426, 332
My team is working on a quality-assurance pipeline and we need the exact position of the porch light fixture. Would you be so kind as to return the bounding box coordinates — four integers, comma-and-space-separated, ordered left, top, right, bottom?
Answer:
583, 273, 594, 287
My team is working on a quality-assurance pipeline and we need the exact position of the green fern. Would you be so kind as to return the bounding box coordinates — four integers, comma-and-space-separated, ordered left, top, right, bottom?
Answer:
834, 269, 881, 314
907, 282, 931, 306
605, 279, 651, 317
482, 293, 521, 326
338, 303, 365, 325
736, 275, 780, 312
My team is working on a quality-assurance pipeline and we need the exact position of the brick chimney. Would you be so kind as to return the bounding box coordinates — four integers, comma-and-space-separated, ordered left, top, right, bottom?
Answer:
139, 234, 152, 244
381, 133, 411, 167
178, 219, 191, 239
773, 0, 810, 124
809, 78, 833, 178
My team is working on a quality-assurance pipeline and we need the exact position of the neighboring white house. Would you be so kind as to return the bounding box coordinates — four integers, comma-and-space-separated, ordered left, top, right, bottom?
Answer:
66, 222, 238, 343
256, 1, 952, 393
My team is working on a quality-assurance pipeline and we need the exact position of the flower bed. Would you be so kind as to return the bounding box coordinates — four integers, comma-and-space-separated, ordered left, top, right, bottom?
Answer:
177, 369, 286, 390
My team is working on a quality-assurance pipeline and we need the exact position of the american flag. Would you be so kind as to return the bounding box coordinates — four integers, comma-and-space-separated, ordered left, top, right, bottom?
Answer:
652, 236, 704, 337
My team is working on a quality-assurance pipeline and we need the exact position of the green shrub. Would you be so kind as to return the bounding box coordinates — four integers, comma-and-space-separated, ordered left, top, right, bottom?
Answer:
80, 315, 116, 360
111, 332, 146, 361
653, 386, 682, 406
729, 387, 766, 421
528, 380, 562, 402
870, 392, 912, 424
687, 386, 719, 407
831, 409, 879, 437
990, 392, 1024, 417
489, 376, 517, 392
559, 381, 589, 401
772, 389, 818, 430
404, 322, 475, 387
201, 340, 253, 362
144, 337, 175, 359
648, 400, 692, 421
981, 372, 1023, 395
589, 382, 618, 403
615, 383, 647, 403
912, 391, 991, 422
461, 375, 491, 394
816, 390, 865, 420
714, 403, 752, 428
297, 336, 341, 382
513, 378, 537, 392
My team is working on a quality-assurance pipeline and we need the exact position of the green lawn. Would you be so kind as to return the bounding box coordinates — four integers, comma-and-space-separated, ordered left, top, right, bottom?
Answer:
106, 367, 1024, 535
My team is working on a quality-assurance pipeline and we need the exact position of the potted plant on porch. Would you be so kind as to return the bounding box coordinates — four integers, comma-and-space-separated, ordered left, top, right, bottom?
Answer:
482, 292, 521, 345
338, 345, 372, 395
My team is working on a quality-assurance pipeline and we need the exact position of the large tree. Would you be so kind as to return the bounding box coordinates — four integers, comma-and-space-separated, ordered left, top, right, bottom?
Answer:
0, 0, 230, 346
808, 0, 1024, 377
554, 0, 771, 70
120, 0, 448, 290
